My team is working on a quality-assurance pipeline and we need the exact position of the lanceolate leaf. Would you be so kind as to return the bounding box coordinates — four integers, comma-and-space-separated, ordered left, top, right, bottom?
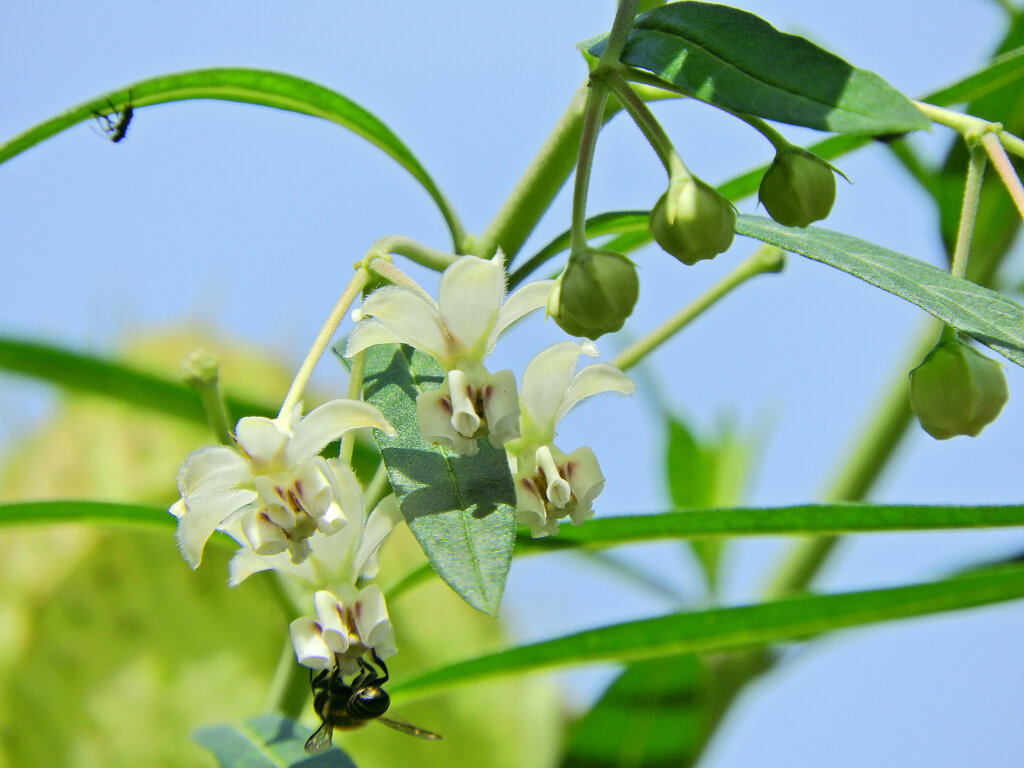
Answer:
0, 68, 462, 246
391, 564, 1024, 701
194, 714, 356, 768
735, 214, 1024, 366
584, 2, 928, 134
518, 503, 1024, 550
360, 344, 517, 616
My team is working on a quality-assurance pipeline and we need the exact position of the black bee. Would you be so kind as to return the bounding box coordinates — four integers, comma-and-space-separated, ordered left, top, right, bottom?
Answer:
93, 92, 134, 143
304, 651, 442, 754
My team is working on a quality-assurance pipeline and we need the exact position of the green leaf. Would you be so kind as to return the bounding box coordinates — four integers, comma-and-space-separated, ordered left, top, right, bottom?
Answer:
583, 2, 928, 134
735, 214, 1024, 367
0, 336, 275, 424
559, 656, 706, 768
519, 503, 1024, 551
391, 564, 1024, 701
360, 344, 516, 616
0, 68, 462, 247
194, 714, 357, 767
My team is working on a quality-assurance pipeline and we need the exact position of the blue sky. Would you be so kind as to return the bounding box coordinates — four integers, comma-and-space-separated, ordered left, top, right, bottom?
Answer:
2, 1, 1022, 765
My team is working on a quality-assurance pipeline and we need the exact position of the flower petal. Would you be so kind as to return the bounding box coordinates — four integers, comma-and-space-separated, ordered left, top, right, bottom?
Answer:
557, 363, 636, 426
286, 399, 395, 465
519, 341, 598, 437
289, 617, 333, 670
489, 279, 557, 350
349, 286, 449, 362
175, 488, 256, 568
235, 417, 289, 469
515, 476, 558, 538
564, 445, 605, 509
438, 255, 505, 356
353, 584, 397, 659
416, 388, 480, 455
352, 494, 403, 579
481, 369, 520, 447
175, 446, 249, 497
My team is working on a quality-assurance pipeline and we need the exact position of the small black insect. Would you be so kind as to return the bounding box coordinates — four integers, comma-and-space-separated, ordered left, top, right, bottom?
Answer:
93, 92, 134, 143
305, 650, 442, 754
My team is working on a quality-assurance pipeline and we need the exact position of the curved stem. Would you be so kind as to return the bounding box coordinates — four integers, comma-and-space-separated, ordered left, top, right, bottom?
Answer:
951, 145, 988, 280
278, 266, 370, 420
981, 131, 1024, 221
612, 246, 785, 372
570, 81, 612, 253
732, 112, 791, 153
607, 72, 686, 177
370, 234, 458, 271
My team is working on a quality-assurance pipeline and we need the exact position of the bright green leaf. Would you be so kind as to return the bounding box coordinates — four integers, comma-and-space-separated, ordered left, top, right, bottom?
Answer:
560, 656, 706, 768
0, 68, 462, 247
391, 564, 1024, 701
519, 503, 1024, 551
360, 344, 517, 616
194, 714, 357, 767
584, 2, 928, 134
735, 214, 1024, 367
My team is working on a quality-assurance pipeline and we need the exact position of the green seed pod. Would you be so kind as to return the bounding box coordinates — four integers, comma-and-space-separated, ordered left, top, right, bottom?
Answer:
759, 147, 837, 228
909, 331, 1009, 440
649, 177, 736, 265
547, 248, 639, 340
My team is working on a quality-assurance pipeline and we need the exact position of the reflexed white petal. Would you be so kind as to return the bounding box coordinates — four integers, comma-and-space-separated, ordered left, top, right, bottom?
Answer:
481, 369, 520, 447
353, 585, 397, 659
557, 363, 636, 426
235, 417, 289, 468
520, 341, 598, 436
176, 445, 249, 496
175, 488, 257, 568
352, 286, 449, 361
287, 399, 395, 465
241, 510, 288, 556
352, 495, 403, 579
447, 369, 481, 438
515, 476, 557, 538
345, 317, 405, 357
291, 460, 334, 518
327, 461, 365, 532
438, 255, 505, 355
564, 446, 605, 507
314, 589, 355, 655
490, 279, 557, 349
289, 617, 333, 670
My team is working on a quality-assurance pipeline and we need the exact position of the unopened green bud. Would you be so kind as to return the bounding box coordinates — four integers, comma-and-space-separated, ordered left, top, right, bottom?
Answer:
547, 248, 639, 340
909, 331, 1009, 440
650, 177, 736, 265
759, 147, 837, 228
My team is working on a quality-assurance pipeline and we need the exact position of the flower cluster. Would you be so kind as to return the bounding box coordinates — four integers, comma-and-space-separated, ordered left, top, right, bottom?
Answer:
170, 400, 403, 671
169, 252, 635, 677
347, 254, 635, 537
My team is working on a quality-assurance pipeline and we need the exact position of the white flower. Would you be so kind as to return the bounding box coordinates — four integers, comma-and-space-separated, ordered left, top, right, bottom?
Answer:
169, 399, 395, 568
289, 583, 397, 674
506, 340, 635, 537
346, 254, 554, 454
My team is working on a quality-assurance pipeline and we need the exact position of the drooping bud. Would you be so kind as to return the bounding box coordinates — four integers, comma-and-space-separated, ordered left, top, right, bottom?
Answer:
649, 177, 736, 265
547, 248, 638, 340
759, 147, 837, 228
909, 329, 1009, 440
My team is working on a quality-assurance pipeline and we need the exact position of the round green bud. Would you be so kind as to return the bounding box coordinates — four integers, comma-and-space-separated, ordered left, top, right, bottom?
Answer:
649, 178, 736, 265
547, 248, 639, 340
758, 147, 837, 228
909, 333, 1009, 440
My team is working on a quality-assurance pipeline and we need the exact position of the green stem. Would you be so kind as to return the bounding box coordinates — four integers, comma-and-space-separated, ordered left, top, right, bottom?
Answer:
981, 132, 1024, 221
612, 246, 785, 372
732, 112, 791, 153
951, 145, 988, 280
180, 349, 233, 445
607, 72, 686, 177
762, 320, 938, 599
570, 81, 612, 253
278, 266, 370, 420
339, 350, 367, 466
369, 234, 458, 271
263, 637, 311, 718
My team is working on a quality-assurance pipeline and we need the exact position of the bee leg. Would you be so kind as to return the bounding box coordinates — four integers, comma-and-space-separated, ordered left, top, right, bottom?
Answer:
369, 650, 390, 685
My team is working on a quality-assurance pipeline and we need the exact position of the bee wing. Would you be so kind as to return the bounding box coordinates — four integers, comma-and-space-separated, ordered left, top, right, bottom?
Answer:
377, 716, 442, 741
304, 721, 335, 754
